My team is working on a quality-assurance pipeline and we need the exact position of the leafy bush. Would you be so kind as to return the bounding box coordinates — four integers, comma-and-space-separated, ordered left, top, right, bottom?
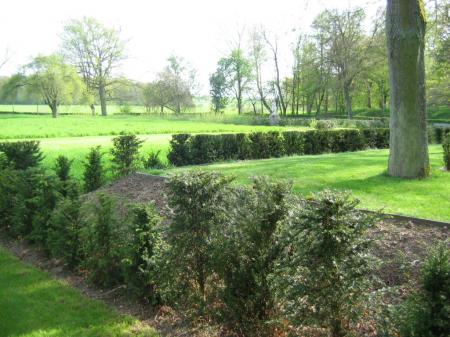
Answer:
166, 171, 234, 310
443, 134, 450, 170
143, 150, 166, 169
0, 141, 43, 170
220, 133, 239, 160
434, 128, 450, 144
122, 204, 164, 304
303, 130, 331, 154
283, 131, 305, 156
0, 168, 24, 231
397, 241, 450, 337
191, 134, 223, 164
167, 134, 191, 166
111, 134, 143, 177
0, 152, 8, 170
213, 177, 292, 336
81, 193, 128, 287
273, 190, 378, 337
316, 119, 336, 130
47, 197, 83, 268
83, 146, 104, 192
54, 155, 78, 198
235, 133, 252, 159
249, 132, 285, 159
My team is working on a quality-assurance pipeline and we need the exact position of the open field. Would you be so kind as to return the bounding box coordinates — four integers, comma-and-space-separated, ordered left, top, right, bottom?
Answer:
0, 246, 157, 337
149, 145, 450, 222
0, 114, 309, 139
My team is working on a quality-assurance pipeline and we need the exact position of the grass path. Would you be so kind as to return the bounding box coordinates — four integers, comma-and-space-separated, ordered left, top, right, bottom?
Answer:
0, 246, 158, 337
149, 145, 450, 222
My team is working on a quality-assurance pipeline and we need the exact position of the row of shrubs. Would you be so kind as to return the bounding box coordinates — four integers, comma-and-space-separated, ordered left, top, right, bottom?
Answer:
0, 139, 448, 337
168, 129, 391, 166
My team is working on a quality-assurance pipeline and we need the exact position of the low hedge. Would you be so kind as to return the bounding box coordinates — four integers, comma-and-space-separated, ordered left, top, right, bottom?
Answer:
168, 128, 391, 166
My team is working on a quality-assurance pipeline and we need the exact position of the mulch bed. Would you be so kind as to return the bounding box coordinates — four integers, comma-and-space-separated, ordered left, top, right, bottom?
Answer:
1, 172, 448, 337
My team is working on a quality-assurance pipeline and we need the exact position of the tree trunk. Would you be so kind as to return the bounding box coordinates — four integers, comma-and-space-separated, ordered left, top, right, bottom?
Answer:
343, 84, 353, 119
90, 104, 96, 116
99, 83, 107, 116
50, 103, 58, 118
387, 0, 429, 178
367, 81, 373, 108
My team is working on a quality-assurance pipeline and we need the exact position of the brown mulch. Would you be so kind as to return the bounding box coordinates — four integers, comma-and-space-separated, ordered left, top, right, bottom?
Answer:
1, 172, 449, 337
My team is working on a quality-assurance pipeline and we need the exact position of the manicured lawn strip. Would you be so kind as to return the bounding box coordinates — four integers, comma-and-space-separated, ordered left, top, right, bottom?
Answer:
0, 247, 158, 337
149, 145, 449, 222
0, 114, 309, 139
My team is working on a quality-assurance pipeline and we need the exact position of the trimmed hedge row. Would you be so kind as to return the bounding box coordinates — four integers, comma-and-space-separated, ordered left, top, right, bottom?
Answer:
168, 129, 391, 166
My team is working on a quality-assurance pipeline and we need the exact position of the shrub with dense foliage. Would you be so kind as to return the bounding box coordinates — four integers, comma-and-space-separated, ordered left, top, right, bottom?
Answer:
396, 241, 450, 337
443, 134, 450, 171
167, 128, 390, 166
54, 155, 78, 198
83, 146, 104, 192
0, 141, 43, 170
143, 150, 165, 169
166, 171, 234, 311
272, 190, 378, 337
213, 177, 292, 336
111, 134, 143, 176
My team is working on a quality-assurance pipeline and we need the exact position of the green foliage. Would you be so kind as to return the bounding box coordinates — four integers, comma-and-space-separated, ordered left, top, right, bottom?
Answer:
273, 190, 378, 337
213, 177, 292, 336
111, 134, 143, 177
0, 168, 24, 231
0, 151, 8, 170
122, 204, 164, 304
142, 150, 165, 169
166, 171, 234, 310
83, 146, 104, 192
81, 193, 128, 287
397, 241, 450, 337
443, 134, 450, 170
166, 128, 391, 167
0, 141, 43, 170
209, 68, 229, 113
167, 134, 191, 166
54, 155, 78, 198
47, 197, 83, 268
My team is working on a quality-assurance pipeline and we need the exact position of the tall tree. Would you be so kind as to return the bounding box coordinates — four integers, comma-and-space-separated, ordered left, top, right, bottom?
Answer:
62, 17, 126, 116
219, 49, 252, 114
387, 0, 430, 178
209, 66, 229, 113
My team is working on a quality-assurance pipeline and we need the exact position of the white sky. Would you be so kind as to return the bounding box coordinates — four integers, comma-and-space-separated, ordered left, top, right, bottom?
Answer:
0, 0, 383, 94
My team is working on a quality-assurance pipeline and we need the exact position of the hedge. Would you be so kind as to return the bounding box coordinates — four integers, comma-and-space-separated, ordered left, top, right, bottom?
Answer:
168, 129, 391, 166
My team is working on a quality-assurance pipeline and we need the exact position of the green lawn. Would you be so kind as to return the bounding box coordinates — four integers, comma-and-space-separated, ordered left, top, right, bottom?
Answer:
0, 114, 309, 139
149, 145, 450, 222
0, 247, 157, 337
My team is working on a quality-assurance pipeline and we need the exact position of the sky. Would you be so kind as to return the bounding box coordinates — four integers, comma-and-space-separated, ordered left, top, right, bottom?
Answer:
0, 0, 383, 94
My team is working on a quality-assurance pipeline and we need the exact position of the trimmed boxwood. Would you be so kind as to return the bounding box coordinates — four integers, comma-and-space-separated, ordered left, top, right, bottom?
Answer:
167, 128, 391, 167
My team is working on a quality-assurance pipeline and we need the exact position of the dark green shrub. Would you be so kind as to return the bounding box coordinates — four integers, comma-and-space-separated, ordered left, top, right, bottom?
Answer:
0, 152, 8, 170
191, 134, 223, 164
273, 190, 378, 337
249, 132, 285, 159
213, 177, 292, 337
283, 131, 305, 156
0, 168, 24, 231
443, 134, 450, 170
54, 155, 78, 198
434, 128, 450, 144
47, 197, 83, 268
83, 146, 104, 192
373, 128, 390, 148
236, 133, 252, 160
168, 134, 191, 166
330, 129, 366, 153
303, 130, 331, 154
221, 133, 239, 160
122, 204, 164, 304
111, 134, 143, 177
166, 171, 234, 310
81, 193, 128, 287
0, 141, 43, 170
143, 150, 165, 169
397, 241, 450, 337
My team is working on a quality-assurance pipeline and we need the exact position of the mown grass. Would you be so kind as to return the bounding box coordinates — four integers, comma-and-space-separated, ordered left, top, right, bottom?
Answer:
0, 114, 309, 139
0, 247, 158, 337
149, 145, 450, 222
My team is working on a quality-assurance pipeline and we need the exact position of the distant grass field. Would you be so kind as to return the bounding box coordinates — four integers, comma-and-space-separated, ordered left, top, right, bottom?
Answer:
149, 145, 450, 222
0, 247, 157, 337
0, 114, 309, 139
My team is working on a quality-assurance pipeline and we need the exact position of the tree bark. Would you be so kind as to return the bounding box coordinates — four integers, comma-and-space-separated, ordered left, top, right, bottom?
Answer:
99, 82, 107, 116
387, 0, 429, 178
50, 103, 58, 118
343, 83, 353, 119
90, 104, 96, 116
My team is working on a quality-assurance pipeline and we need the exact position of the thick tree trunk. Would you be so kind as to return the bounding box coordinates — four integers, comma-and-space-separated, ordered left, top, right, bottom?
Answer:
343, 84, 353, 119
99, 83, 107, 116
50, 103, 58, 118
90, 104, 95, 116
387, 0, 429, 178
